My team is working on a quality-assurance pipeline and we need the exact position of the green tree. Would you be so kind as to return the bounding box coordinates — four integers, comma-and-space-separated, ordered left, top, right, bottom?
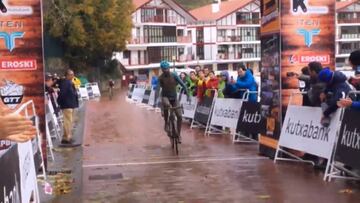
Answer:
44, 0, 133, 75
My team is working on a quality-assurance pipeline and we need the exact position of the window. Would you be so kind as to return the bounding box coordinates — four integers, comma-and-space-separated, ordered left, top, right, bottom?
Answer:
196, 28, 204, 43
196, 45, 204, 60
143, 26, 176, 43
148, 46, 177, 63
123, 51, 130, 59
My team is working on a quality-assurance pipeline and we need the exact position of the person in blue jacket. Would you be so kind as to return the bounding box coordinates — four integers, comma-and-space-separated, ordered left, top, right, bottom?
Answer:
230, 64, 258, 102
151, 76, 158, 91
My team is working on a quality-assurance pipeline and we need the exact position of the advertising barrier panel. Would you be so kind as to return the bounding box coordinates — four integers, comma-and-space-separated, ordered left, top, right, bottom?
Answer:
179, 95, 197, 119
335, 109, 360, 171
193, 97, 214, 126
277, 105, 340, 159
210, 98, 243, 129
237, 102, 266, 134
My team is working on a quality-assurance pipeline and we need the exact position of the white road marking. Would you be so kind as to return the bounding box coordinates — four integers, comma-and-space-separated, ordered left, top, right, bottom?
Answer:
83, 156, 268, 168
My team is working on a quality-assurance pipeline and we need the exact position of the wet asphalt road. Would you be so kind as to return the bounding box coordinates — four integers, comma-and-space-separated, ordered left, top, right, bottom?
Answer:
76, 90, 360, 203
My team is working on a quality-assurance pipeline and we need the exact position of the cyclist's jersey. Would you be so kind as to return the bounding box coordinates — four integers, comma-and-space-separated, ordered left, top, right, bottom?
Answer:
158, 72, 188, 99
109, 81, 115, 87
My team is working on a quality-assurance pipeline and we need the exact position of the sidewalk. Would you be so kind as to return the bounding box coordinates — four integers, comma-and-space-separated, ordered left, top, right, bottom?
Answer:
40, 102, 86, 203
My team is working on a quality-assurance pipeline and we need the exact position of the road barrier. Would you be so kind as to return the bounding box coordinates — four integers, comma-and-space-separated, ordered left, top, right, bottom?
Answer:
125, 85, 360, 182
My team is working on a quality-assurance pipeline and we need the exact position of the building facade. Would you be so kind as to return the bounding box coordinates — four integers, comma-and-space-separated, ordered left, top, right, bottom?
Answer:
114, 0, 261, 80
336, 0, 360, 69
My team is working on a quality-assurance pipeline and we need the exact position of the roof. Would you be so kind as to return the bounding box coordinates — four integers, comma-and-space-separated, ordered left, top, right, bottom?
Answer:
190, 0, 254, 21
336, 0, 359, 11
133, 0, 151, 10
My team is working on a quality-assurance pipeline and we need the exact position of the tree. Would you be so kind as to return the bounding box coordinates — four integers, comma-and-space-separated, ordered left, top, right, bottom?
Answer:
44, 0, 133, 73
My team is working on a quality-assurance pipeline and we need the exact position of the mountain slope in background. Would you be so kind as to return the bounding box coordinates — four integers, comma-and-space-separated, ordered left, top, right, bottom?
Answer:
175, 0, 213, 10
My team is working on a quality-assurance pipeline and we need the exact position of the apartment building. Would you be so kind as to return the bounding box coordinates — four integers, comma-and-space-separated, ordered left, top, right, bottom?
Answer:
113, 0, 196, 80
188, 0, 260, 72
114, 0, 260, 80
336, 0, 360, 69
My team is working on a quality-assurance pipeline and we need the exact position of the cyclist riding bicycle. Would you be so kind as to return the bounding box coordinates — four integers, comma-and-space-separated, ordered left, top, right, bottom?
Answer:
155, 60, 190, 143
108, 79, 115, 88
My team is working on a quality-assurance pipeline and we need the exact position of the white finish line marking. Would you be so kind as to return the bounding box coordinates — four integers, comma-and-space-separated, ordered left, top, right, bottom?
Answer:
83, 156, 267, 168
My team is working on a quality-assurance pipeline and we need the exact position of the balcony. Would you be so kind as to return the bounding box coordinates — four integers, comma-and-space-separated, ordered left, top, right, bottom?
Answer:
338, 18, 360, 24
236, 18, 261, 25
217, 36, 259, 43
217, 53, 242, 60
177, 36, 192, 43
142, 16, 177, 24
339, 33, 360, 40
129, 36, 176, 44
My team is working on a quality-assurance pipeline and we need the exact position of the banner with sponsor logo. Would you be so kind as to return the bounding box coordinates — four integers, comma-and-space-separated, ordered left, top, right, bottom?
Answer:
0, 145, 22, 203
179, 95, 197, 119
17, 141, 38, 203
237, 102, 267, 134
131, 87, 145, 103
210, 98, 243, 129
278, 105, 340, 159
335, 109, 360, 171
141, 89, 151, 104
193, 97, 214, 125
0, 0, 45, 158
281, 0, 335, 107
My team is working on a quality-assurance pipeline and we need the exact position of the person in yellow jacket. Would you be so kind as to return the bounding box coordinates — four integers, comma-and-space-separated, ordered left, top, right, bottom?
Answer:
72, 76, 81, 89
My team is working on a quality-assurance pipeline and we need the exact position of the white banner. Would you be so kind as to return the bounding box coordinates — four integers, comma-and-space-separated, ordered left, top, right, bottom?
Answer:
79, 87, 89, 100
210, 98, 243, 129
131, 87, 146, 103
90, 83, 101, 97
179, 95, 197, 119
278, 105, 341, 159
17, 141, 38, 203
148, 90, 155, 106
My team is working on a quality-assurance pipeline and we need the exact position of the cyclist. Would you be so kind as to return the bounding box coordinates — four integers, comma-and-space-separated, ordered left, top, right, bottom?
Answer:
108, 79, 115, 99
155, 60, 190, 143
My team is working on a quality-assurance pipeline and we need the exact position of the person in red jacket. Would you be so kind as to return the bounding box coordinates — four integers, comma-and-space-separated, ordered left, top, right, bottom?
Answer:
205, 71, 219, 98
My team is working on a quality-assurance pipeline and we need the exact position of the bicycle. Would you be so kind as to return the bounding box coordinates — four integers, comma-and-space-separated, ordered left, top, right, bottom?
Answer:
164, 106, 183, 155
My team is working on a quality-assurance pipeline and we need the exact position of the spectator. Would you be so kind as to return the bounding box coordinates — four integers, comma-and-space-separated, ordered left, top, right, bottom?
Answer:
57, 69, 79, 146
151, 76, 158, 91
305, 62, 326, 107
178, 72, 190, 94
318, 68, 351, 127
0, 106, 36, 142
196, 70, 207, 102
203, 67, 210, 78
194, 66, 201, 75
230, 65, 258, 102
219, 71, 233, 98
45, 73, 60, 116
129, 75, 137, 84
189, 71, 198, 96
349, 49, 360, 76
205, 71, 219, 98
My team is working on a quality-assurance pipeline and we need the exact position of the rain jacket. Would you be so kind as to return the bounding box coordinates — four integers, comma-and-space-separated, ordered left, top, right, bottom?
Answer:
323, 71, 351, 117
231, 70, 258, 102
196, 79, 206, 102
205, 77, 219, 97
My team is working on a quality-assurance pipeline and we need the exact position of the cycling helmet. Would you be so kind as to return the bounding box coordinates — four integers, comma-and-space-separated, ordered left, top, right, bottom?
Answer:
160, 60, 170, 69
